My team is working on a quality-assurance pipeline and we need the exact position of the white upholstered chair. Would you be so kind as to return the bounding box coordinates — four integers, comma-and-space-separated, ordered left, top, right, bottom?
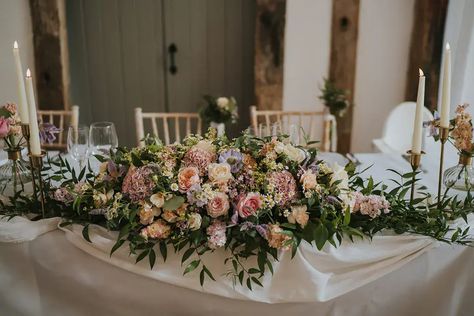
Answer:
372, 102, 434, 154
134, 107, 202, 147
249, 106, 336, 151
38, 105, 79, 151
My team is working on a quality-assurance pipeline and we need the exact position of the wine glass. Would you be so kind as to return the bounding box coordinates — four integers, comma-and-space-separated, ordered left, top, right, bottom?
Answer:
89, 122, 118, 156
67, 125, 90, 169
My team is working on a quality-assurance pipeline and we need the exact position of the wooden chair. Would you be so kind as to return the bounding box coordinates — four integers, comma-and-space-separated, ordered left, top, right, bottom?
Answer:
38, 105, 79, 151
135, 107, 202, 146
250, 106, 336, 151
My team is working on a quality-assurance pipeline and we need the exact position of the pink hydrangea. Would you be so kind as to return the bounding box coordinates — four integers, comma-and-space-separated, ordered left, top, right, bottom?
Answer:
183, 147, 216, 176
268, 170, 298, 206
353, 192, 390, 218
122, 165, 158, 202
206, 220, 227, 249
53, 187, 74, 203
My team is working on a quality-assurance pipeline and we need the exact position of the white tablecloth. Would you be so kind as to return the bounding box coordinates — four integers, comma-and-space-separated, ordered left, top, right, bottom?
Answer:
1, 153, 473, 315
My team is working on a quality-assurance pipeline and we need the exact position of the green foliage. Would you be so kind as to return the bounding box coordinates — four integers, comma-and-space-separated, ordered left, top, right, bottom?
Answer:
319, 78, 350, 117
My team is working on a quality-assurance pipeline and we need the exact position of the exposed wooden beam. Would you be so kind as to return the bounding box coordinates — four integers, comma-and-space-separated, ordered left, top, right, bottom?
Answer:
405, 0, 449, 111
329, 0, 360, 154
29, 0, 70, 110
254, 0, 286, 110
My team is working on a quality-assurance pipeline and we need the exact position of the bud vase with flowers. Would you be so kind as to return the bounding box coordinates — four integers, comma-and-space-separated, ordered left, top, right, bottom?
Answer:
0, 102, 30, 193
199, 95, 238, 137
433, 104, 474, 191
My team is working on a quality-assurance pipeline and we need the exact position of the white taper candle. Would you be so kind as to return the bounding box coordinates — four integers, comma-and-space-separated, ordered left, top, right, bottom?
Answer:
440, 43, 451, 128
12, 41, 29, 124
25, 69, 42, 155
411, 69, 425, 154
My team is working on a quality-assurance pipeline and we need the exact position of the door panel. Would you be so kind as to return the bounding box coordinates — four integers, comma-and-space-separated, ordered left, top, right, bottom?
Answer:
67, 0, 255, 146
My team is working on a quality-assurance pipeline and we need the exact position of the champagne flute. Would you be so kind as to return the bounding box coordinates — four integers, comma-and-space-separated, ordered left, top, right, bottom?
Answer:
89, 122, 118, 157
67, 125, 89, 170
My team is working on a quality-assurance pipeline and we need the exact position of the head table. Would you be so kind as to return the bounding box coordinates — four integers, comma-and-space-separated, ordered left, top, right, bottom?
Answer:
0, 152, 473, 316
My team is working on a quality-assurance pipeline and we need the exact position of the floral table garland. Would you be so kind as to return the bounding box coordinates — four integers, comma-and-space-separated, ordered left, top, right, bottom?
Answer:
1, 129, 472, 289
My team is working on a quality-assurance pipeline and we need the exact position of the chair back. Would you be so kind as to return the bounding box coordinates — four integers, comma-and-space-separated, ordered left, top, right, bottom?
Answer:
38, 105, 79, 151
135, 107, 202, 146
249, 106, 334, 151
381, 102, 434, 153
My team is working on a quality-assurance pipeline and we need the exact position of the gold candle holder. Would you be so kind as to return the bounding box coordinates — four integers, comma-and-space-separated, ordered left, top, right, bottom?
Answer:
29, 151, 46, 218
437, 126, 450, 206
21, 123, 38, 198
407, 150, 424, 203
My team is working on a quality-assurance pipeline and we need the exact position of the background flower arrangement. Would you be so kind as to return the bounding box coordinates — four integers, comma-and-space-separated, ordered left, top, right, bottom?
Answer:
0, 129, 472, 289
318, 78, 350, 117
199, 95, 238, 125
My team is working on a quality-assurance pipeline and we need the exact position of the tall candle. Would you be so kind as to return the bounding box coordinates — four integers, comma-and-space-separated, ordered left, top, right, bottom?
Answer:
440, 43, 451, 128
25, 69, 42, 155
412, 69, 425, 154
12, 41, 29, 123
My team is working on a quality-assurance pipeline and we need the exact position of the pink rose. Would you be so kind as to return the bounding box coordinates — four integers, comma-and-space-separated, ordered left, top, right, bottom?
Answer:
0, 118, 10, 138
207, 192, 230, 218
236, 192, 262, 218
178, 166, 200, 192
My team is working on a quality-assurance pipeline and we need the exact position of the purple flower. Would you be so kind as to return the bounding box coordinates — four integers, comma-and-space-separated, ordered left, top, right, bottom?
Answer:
39, 122, 60, 144
423, 111, 440, 137
255, 224, 268, 240
219, 149, 243, 173
186, 183, 207, 207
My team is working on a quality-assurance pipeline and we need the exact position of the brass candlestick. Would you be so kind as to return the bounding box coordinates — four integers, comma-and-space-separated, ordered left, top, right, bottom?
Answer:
437, 127, 450, 206
407, 150, 424, 203
30, 151, 46, 218
21, 123, 37, 198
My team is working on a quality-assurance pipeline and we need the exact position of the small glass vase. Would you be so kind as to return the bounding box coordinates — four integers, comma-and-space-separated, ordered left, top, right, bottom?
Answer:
210, 121, 225, 137
443, 154, 474, 191
0, 149, 32, 194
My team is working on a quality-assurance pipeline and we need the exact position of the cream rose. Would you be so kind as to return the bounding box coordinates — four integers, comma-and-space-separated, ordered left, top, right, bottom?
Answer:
330, 163, 349, 192
283, 144, 306, 163
178, 166, 200, 192
188, 213, 202, 230
150, 193, 165, 207
300, 170, 318, 191
287, 205, 309, 227
208, 163, 232, 184
194, 140, 216, 154
207, 192, 230, 218
139, 203, 160, 225
217, 97, 229, 109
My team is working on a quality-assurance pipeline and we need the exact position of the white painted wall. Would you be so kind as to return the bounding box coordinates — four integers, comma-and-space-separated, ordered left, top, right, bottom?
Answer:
0, 0, 35, 105
284, 0, 415, 152
283, 0, 332, 112
351, 0, 415, 152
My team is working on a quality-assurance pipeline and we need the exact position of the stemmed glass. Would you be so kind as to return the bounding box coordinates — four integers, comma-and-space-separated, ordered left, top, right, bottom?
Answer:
67, 125, 90, 170
89, 122, 118, 156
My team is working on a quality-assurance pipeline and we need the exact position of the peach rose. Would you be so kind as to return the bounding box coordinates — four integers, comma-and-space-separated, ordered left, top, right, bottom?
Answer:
300, 170, 317, 191
139, 203, 160, 225
144, 219, 171, 239
236, 192, 262, 218
208, 163, 232, 184
150, 193, 165, 207
178, 166, 200, 192
207, 192, 230, 218
287, 205, 309, 228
